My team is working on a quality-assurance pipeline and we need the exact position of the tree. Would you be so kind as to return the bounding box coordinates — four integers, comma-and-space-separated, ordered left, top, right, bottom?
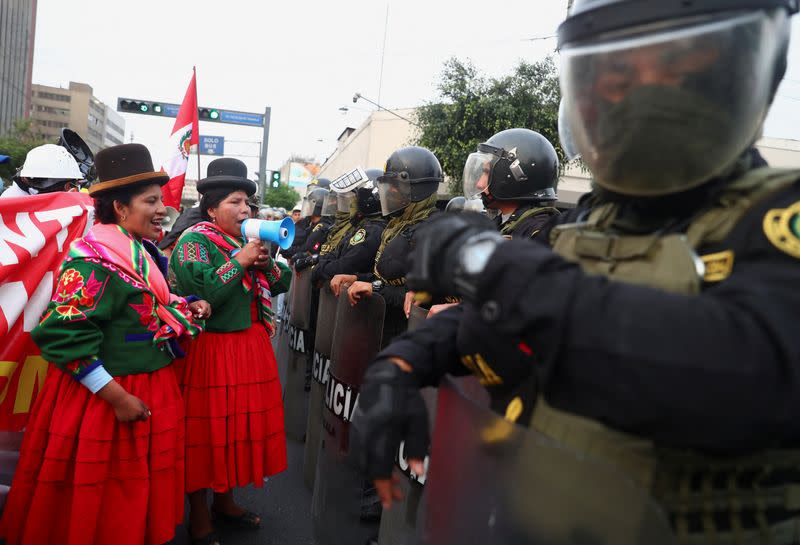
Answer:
0, 119, 50, 184
262, 184, 301, 210
414, 57, 564, 195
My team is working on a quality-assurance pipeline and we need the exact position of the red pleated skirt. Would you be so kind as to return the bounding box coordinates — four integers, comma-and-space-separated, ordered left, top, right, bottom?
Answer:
0, 365, 185, 545
172, 310, 287, 493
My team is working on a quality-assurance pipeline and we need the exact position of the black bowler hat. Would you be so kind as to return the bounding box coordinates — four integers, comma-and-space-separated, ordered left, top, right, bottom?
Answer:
197, 158, 257, 196
88, 143, 169, 196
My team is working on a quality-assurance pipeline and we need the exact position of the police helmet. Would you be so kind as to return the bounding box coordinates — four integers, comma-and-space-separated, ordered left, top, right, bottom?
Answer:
377, 147, 443, 216
353, 168, 383, 217
558, 0, 796, 196
302, 187, 331, 217
463, 128, 558, 206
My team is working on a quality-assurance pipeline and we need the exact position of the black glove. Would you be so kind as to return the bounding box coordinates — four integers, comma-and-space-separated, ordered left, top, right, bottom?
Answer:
294, 253, 319, 271
350, 359, 430, 481
407, 212, 504, 300
456, 302, 539, 423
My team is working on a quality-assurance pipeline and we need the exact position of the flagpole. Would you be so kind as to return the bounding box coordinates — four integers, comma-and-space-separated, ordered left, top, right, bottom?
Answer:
194, 66, 202, 188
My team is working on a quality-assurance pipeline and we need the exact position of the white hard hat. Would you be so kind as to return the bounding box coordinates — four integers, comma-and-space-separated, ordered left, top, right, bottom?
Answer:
18, 144, 83, 180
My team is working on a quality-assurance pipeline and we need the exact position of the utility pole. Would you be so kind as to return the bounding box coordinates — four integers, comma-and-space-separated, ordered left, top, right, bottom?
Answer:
257, 106, 271, 199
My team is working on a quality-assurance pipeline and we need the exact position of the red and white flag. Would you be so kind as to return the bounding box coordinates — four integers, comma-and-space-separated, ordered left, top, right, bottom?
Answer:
161, 69, 199, 209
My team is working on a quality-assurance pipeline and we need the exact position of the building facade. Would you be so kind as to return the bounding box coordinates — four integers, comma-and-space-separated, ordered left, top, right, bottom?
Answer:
30, 82, 125, 153
0, 0, 37, 135
316, 109, 416, 183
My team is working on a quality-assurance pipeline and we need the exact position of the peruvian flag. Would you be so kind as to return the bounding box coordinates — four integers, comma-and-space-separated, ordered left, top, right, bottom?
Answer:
161, 68, 199, 209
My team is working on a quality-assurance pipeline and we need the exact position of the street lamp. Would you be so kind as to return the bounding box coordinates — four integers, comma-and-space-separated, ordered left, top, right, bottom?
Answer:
351, 92, 418, 126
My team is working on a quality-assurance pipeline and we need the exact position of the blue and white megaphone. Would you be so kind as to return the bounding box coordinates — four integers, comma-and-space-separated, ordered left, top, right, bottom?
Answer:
241, 217, 295, 250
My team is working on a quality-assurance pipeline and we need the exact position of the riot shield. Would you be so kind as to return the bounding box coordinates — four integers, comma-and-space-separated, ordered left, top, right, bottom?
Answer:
377, 306, 433, 545
311, 292, 386, 545
406, 304, 429, 332
418, 378, 678, 545
273, 289, 291, 389
377, 385, 438, 545
283, 268, 314, 441
303, 285, 338, 490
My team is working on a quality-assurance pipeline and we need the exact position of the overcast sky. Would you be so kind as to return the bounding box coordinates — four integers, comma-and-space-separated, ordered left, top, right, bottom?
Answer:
32, 0, 800, 180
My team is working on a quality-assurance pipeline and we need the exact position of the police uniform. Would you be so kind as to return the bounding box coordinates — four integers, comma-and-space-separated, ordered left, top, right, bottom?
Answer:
495, 203, 559, 239
312, 216, 387, 285
303, 216, 334, 255
281, 216, 312, 259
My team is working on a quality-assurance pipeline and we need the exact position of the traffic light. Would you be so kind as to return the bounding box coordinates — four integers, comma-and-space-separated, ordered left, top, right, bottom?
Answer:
117, 98, 167, 117
199, 108, 221, 121
270, 170, 281, 188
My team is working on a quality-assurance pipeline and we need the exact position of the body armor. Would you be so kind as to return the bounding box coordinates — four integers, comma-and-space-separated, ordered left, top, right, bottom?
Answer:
538, 168, 800, 544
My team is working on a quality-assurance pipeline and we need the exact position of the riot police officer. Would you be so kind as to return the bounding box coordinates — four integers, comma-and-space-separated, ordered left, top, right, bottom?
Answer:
336, 147, 443, 344
296, 186, 335, 262
463, 128, 560, 238
312, 169, 388, 286
352, 2, 800, 543
282, 179, 330, 261
411, 129, 563, 317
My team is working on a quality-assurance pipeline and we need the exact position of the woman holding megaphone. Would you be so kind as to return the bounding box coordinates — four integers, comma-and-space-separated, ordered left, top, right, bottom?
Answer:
169, 158, 291, 545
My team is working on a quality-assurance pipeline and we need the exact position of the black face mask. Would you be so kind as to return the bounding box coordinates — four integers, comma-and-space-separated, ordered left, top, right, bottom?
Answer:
592, 85, 735, 196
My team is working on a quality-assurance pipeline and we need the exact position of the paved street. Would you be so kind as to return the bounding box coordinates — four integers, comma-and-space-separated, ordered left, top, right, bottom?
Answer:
174, 437, 317, 545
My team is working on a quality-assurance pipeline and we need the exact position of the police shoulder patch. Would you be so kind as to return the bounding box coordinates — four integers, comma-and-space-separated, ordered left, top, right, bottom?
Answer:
763, 201, 800, 259
313, 223, 325, 232
349, 228, 366, 246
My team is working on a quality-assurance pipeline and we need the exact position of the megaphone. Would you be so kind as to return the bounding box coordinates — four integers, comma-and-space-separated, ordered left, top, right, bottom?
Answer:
162, 206, 180, 232
241, 217, 295, 250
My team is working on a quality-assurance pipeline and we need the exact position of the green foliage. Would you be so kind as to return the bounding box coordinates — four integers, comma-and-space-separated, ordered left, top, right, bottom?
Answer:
262, 183, 301, 210
414, 57, 564, 195
0, 119, 50, 184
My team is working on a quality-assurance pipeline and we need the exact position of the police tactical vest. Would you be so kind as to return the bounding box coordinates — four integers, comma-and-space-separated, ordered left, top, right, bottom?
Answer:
538, 168, 800, 544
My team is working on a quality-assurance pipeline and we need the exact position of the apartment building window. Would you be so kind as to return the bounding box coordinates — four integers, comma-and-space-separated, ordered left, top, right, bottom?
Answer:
34, 105, 69, 116
37, 120, 69, 128
36, 91, 71, 102
88, 127, 103, 140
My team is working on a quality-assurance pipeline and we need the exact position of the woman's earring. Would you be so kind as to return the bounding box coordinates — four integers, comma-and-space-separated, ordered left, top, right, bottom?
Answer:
121, 215, 127, 221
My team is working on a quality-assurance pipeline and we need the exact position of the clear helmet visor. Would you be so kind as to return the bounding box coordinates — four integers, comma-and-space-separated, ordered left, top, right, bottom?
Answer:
321, 192, 338, 217
446, 195, 486, 214
300, 197, 311, 218
377, 176, 413, 216
558, 99, 581, 161
462, 152, 498, 199
337, 191, 356, 214
560, 9, 788, 196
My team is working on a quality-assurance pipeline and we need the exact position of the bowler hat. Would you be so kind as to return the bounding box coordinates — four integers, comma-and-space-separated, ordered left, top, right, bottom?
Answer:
197, 158, 256, 196
88, 144, 169, 196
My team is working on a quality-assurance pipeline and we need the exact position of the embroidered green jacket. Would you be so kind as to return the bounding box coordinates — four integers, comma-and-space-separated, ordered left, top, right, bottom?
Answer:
169, 231, 291, 333
32, 260, 175, 379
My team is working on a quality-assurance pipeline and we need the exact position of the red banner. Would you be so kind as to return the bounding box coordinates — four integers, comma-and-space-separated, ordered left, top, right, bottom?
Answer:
0, 192, 94, 431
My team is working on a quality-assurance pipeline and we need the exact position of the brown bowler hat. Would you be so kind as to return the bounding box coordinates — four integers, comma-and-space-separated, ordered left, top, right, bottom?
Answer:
88, 143, 169, 196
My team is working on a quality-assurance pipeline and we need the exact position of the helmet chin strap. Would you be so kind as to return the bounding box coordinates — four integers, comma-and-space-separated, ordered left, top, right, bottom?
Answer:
480, 191, 496, 208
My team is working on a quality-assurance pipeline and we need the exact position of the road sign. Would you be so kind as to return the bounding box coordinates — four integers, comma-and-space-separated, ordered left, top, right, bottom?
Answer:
219, 110, 264, 126
199, 135, 224, 156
